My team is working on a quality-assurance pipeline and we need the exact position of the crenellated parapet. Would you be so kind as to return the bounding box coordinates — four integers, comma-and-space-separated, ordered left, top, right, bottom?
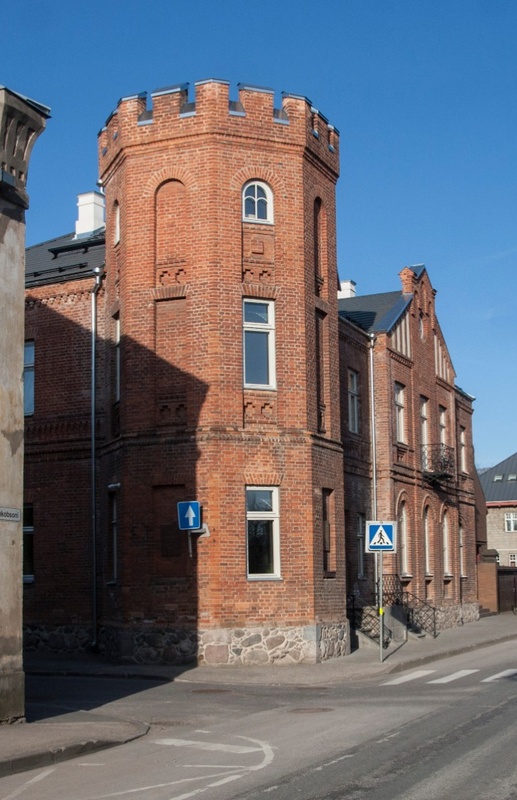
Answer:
98, 79, 339, 182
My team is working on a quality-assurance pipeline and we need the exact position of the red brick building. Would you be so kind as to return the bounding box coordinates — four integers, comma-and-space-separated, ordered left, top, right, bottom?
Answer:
24, 80, 347, 664
24, 80, 482, 664
339, 266, 480, 632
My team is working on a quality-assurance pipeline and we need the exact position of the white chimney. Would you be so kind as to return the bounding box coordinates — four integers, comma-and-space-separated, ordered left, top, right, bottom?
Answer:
75, 191, 105, 238
338, 279, 357, 299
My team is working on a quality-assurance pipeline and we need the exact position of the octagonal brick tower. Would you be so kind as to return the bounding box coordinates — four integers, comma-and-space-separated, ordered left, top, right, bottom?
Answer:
96, 80, 347, 664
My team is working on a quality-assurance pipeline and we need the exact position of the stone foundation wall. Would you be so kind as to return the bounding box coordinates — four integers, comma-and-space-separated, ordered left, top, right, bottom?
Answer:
24, 621, 350, 665
24, 624, 92, 654
436, 602, 479, 630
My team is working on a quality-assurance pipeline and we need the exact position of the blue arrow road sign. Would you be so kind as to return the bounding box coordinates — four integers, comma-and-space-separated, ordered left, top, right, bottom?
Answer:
177, 501, 201, 531
366, 521, 397, 552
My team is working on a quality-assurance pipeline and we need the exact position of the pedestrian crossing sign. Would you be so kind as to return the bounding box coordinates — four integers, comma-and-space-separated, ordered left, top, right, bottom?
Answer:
366, 521, 397, 552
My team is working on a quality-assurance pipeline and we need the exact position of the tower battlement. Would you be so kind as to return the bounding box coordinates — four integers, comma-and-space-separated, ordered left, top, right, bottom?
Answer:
98, 79, 339, 179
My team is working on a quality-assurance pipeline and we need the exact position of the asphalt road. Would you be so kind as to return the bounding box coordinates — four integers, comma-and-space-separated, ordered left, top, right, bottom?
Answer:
2, 641, 517, 800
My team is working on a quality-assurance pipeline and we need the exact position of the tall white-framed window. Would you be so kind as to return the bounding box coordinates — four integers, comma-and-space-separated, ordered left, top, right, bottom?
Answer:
114, 314, 121, 403
399, 501, 409, 575
243, 299, 276, 389
348, 369, 359, 434
459, 523, 466, 577
242, 181, 274, 224
439, 405, 447, 445
357, 513, 366, 579
505, 512, 517, 532
459, 427, 467, 472
424, 505, 431, 575
420, 396, 428, 446
24, 340, 35, 416
394, 382, 406, 443
442, 510, 451, 575
509, 554, 516, 567
113, 201, 120, 245
23, 504, 34, 583
246, 487, 280, 578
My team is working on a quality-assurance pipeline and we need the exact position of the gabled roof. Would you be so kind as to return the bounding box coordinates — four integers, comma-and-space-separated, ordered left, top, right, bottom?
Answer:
479, 452, 517, 503
25, 230, 105, 288
338, 290, 411, 334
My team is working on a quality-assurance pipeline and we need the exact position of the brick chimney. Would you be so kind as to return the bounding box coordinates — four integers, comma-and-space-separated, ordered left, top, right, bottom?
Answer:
399, 266, 416, 295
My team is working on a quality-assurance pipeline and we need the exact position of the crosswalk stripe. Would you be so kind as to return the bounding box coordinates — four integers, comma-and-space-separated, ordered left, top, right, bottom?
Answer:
380, 669, 436, 685
427, 669, 479, 684
481, 669, 517, 683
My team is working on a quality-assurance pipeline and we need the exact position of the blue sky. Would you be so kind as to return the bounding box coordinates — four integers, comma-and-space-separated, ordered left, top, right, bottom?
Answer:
4, 0, 516, 468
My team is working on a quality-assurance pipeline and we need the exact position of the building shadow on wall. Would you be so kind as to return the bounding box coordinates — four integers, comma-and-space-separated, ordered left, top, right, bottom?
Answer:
23, 292, 209, 681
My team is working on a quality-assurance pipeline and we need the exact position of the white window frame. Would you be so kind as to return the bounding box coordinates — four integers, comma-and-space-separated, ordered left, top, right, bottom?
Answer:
399, 501, 409, 575
442, 510, 451, 576
23, 504, 34, 583
459, 426, 467, 473
459, 523, 466, 578
243, 299, 276, 389
505, 512, 517, 532
24, 340, 35, 416
246, 486, 280, 579
439, 405, 447, 445
348, 369, 359, 434
509, 554, 516, 567
242, 180, 274, 224
357, 513, 366, 579
394, 382, 406, 443
424, 506, 431, 575
113, 201, 120, 245
114, 314, 121, 403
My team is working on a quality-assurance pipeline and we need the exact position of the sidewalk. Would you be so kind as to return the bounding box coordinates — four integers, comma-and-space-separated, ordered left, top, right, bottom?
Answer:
1, 613, 516, 779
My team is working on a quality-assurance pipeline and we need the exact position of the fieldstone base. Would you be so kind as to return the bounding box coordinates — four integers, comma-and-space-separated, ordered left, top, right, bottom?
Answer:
24, 621, 350, 665
24, 624, 92, 654
199, 622, 350, 665
436, 602, 479, 630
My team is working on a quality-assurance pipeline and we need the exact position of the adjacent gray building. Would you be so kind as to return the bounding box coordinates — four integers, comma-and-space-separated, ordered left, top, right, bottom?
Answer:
0, 86, 49, 722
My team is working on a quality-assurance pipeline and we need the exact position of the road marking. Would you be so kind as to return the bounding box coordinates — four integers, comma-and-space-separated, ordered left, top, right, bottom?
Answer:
427, 669, 479, 684
481, 669, 517, 682
154, 738, 263, 754
380, 669, 436, 685
1, 767, 56, 799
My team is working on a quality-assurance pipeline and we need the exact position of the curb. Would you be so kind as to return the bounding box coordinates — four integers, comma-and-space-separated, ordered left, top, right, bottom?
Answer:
386, 632, 517, 674
0, 721, 149, 779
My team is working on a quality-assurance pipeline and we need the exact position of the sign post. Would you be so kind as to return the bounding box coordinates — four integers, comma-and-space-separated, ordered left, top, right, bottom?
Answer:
366, 521, 397, 663
177, 501, 202, 558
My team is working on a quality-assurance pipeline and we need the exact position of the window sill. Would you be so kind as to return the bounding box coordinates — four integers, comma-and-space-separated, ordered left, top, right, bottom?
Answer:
242, 218, 274, 226
444, 574, 453, 581
324, 571, 337, 579
247, 575, 283, 582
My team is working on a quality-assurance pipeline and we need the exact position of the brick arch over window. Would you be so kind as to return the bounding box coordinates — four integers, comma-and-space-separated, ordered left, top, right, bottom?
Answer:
154, 179, 190, 277
230, 167, 286, 212
242, 180, 274, 223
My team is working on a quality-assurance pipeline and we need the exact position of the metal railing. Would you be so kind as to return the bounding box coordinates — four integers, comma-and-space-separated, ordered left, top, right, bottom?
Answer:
401, 590, 437, 637
421, 443, 455, 479
347, 594, 392, 648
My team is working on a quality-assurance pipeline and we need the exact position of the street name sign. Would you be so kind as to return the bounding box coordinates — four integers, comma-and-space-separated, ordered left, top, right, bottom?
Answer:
177, 501, 201, 531
366, 521, 397, 552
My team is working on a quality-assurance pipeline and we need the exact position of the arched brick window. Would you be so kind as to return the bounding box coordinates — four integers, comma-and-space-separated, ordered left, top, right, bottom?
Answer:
242, 181, 273, 223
